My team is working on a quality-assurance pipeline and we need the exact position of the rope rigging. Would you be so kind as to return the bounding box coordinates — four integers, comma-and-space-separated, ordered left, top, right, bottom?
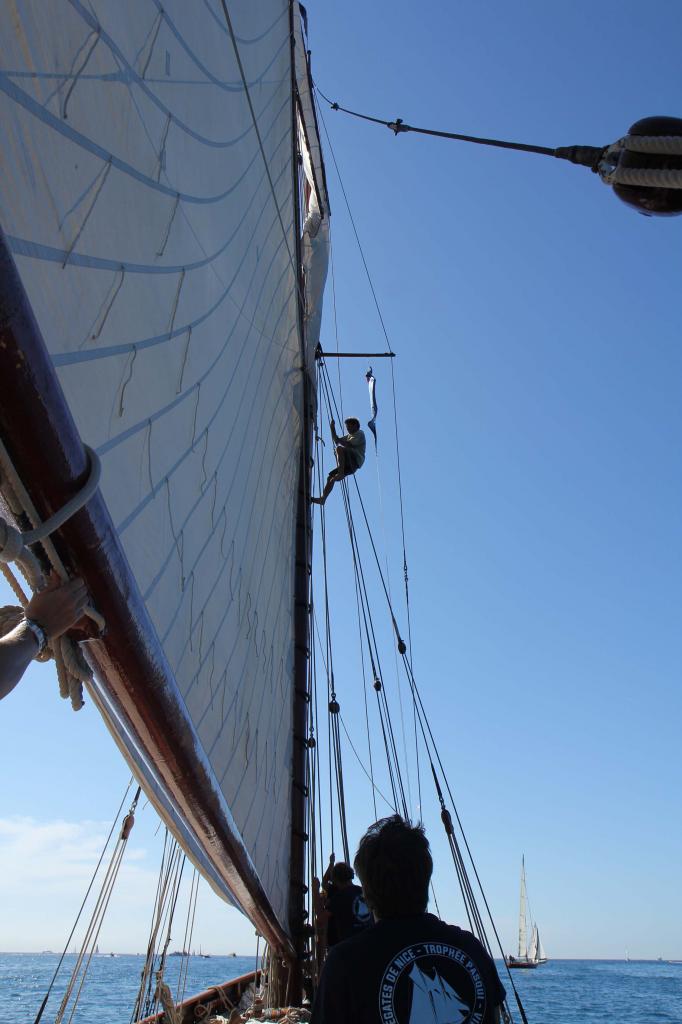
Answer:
317, 361, 410, 821
49, 785, 141, 1024
314, 274, 530, 1024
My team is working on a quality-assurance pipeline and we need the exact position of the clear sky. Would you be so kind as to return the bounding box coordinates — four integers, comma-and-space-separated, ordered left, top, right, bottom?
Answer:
1, 0, 681, 963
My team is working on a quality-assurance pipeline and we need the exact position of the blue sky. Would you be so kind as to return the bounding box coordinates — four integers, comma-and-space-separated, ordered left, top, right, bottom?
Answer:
1, 0, 681, 961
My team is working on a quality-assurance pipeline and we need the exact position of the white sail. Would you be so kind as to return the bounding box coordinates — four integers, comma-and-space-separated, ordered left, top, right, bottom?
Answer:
528, 923, 538, 962
0, 0, 328, 933
408, 964, 470, 1024
537, 932, 546, 961
518, 856, 528, 958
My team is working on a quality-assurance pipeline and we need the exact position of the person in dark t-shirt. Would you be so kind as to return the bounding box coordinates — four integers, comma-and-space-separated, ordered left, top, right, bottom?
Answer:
312, 816, 506, 1024
324, 860, 372, 947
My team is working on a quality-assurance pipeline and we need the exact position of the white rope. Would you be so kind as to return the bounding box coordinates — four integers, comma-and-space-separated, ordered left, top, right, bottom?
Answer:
604, 165, 682, 188
0, 436, 105, 630
622, 134, 682, 155
0, 437, 108, 708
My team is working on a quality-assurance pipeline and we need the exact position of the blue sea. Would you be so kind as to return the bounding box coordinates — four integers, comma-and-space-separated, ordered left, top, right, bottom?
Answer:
1, 954, 681, 1023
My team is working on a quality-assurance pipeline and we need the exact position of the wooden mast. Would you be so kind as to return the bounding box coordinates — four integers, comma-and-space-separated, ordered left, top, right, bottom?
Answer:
286, 0, 314, 1003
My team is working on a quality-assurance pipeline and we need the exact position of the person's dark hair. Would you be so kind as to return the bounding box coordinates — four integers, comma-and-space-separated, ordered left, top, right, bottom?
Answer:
353, 815, 432, 918
345, 417, 360, 433
330, 861, 354, 885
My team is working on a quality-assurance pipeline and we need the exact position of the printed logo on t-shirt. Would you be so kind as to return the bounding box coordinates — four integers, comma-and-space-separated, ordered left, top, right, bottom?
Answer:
353, 894, 372, 927
378, 942, 487, 1024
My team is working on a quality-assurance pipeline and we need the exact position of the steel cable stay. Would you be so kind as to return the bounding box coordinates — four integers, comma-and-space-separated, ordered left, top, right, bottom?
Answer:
317, 358, 529, 1023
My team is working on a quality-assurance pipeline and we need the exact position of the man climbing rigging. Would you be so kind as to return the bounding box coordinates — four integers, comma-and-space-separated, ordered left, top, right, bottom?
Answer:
312, 418, 366, 506
312, 816, 506, 1024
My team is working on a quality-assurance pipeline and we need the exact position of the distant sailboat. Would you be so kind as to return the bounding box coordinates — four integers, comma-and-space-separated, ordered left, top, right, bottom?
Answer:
506, 857, 547, 969
408, 963, 470, 1023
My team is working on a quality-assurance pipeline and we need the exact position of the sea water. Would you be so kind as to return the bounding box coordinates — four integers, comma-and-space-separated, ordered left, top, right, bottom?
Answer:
1, 954, 681, 1023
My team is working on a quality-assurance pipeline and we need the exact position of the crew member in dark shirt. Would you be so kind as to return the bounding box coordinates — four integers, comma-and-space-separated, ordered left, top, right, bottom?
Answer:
324, 860, 372, 947
312, 815, 506, 1024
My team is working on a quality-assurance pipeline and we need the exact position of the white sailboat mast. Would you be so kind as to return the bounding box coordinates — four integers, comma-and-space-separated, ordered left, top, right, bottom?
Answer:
518, 856, 528, 958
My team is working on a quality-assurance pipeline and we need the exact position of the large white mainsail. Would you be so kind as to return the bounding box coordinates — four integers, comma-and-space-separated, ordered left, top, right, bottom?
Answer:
518, 856, 528, 959
0, 0, 328, 951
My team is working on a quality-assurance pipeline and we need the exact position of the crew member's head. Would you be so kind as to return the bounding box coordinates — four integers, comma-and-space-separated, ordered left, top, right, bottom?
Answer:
330, 861, 355, 889
344, 417, 361, 434
353, 815, 432, 919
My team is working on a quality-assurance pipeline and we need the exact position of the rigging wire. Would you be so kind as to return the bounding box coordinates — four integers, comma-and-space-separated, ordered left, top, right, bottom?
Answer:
176, 869, 200, 1003
319, 356, 528, 1022
339, 712, 396, 813
32, 779, 135, 1024
53, 787, 141, 1024
313, 84, 528, 1021
318, 362, 409, 819
314, 375, 351, 862
314, 85, 602, 168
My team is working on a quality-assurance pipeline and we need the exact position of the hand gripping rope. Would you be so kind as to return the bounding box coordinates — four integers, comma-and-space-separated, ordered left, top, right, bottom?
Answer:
0, 442, 105, 709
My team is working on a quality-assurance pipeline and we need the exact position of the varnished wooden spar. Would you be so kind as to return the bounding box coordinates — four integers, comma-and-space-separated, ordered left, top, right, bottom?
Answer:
0, 225, 294, 959
136, 970, 259, 1024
